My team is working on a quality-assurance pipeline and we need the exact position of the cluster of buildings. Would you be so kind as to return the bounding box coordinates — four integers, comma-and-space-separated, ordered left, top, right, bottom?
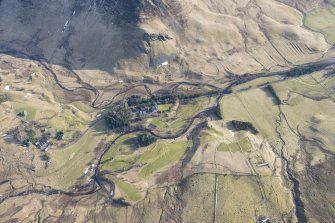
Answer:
138, 103, 158, 117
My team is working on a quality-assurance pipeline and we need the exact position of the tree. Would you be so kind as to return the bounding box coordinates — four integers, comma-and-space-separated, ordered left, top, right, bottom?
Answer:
230, 120, 258, 134
40, 152, 50, 168
104, 106, 131, 130
137, 133, 157, 147
14, 127, 28, 143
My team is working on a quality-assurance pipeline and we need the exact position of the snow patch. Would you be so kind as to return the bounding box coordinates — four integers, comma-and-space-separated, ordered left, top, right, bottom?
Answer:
84, 166, 90, 175
162, 61, 168, 66
62, 11, 76, 31
157, 61, 169, 68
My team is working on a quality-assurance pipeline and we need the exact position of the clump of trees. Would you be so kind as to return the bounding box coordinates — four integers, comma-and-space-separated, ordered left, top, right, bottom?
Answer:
267, 85, 281, 105
229, 120, 258, 134
55, 131, 64, 140
14, 125, 37, 146
137, 133, 157, 147
127, 95, 157, 114
40, 152, 50, 168
26, 129, 37, 144
0, 94, 9, 104
151, 95, 176, 104
112, 198, 130, 207
104, 106, 131, 130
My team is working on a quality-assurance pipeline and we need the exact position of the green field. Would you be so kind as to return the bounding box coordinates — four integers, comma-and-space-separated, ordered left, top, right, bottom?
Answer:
42, 120, 107, 189
107, 176, 141, 201
151, 97, 209, 130
220, 89, 279, 140
100, 134, 137, 172
139, 140, 191, 178
71, 101, 97, 113
14, 106, 36, 120
216, 175, 294, 222
304, 6, 335, 43
217, 137, 252, 153
200, 126, 224, 144
101, 136, 192, 178
181, 174, 215, 222
158, 103, 173, 112
151, 117, 168, 129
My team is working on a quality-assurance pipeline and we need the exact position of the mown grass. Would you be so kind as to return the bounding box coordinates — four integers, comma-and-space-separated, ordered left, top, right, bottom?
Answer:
100, 134, 136, 172
108, 176, 141, 201
102, 138, 191, 178
150, 117, 168, 128
14, 106, 36, 120
151, 97, 209, 130
139, 140, 191, 178
217, 137, 252, 153
158, 103, 173, 112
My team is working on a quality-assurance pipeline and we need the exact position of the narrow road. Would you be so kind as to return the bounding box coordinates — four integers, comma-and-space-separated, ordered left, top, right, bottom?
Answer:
213, 174, 218, 223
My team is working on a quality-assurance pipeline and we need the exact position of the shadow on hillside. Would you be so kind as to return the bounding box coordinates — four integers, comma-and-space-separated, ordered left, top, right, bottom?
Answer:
0, 0, 148, 74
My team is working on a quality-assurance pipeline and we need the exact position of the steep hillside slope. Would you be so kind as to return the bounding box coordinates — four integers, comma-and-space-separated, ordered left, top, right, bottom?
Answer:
0, 0, 332, 82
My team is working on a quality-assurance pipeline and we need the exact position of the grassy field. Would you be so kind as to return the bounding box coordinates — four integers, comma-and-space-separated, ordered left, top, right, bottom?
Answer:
216, 175, 294, 222
220, 88, 279, 140
181, 174, 215, 223
233, 76, 281, 92
200, 126, 224, 144
71, 101, 97, 113
9, 93, 38, 120
150, 117, 168, 129
139, 140, 191, 178
158, 103, 173, 112
42, 120, 107, 189
101, 135, 192, 178
100, 134, 136, 172
151, 97, 209, 130
14, 106, 36, 120
107, 175, 141, 201
304, 6, 335, 44
217, 137, 252, 153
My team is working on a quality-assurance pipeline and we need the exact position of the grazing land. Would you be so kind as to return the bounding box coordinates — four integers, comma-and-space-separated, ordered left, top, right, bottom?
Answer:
0, 0, 334, 222
304, 6, 335, 44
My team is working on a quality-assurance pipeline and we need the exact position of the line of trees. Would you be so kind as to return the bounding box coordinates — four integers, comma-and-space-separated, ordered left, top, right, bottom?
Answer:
267, 85, 281, 105
127, 89, 229, 109
151, 95, 176, 104
286, 64, 324, 77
